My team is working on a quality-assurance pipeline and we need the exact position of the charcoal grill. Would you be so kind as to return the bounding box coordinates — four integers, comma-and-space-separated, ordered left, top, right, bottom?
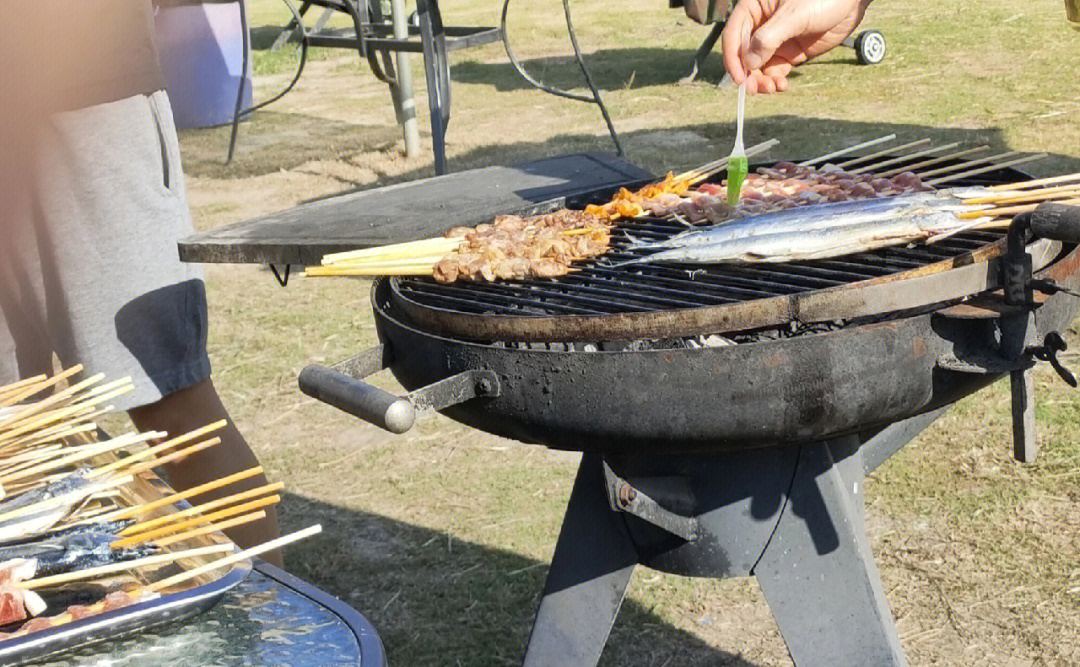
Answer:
297, 165, 1080, 664
178, 153, 1080, 665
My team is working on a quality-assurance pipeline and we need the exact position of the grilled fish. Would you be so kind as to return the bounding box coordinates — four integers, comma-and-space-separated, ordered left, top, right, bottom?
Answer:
0, 470, 99, 543
619, 194, 991, 266
0, 526, 156, 578
627, 193, 983, 252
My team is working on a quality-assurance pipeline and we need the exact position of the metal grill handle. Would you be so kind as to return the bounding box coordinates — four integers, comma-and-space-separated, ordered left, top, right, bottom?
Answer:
299, 346, 416, 434
299, 344, 500, 434
1030, 203, 1080, 245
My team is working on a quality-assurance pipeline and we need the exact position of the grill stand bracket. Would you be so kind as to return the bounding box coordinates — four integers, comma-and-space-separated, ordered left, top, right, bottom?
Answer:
524, 416, 939, 667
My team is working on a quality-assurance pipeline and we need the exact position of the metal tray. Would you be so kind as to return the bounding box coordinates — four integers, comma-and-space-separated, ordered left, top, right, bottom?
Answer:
0, 557, 250, 666
0, 435, 251, 665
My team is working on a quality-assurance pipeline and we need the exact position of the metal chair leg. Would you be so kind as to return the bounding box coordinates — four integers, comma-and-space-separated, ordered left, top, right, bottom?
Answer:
417, 0, 450, 174
680, 21, 724, 84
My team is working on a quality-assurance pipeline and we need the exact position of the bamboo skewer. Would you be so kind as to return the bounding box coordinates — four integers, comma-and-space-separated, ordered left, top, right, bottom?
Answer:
24, 543, 235, 590
836, 139, 933, 170
145, 525, 323, 594
958, 196, 1080, 220
99, 467, 266, 523
878, 146, 990, 178
123, 437, 224, 477
799, 134, 897, 167
0, 431, 165, 485
152, 510, 268, 548
0, 366, 84, 409
988, 171, 1080, 192
849, 142, 959, 176
0, 375, 48, 403
111, 495, 281, 549
963, 186, 1080, 206
322, 237, 466, 265
87, 420, 227, 480
118, 482, 284, 537
917, 151, 1021, 179
926, 153, 1049, 186
0, 372, 104, 432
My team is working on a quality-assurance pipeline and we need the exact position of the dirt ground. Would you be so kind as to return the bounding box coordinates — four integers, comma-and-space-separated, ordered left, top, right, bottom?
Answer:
176, 1, 1080, 664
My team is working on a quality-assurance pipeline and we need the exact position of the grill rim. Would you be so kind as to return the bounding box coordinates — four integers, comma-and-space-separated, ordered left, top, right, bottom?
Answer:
389, 237, 1062, 342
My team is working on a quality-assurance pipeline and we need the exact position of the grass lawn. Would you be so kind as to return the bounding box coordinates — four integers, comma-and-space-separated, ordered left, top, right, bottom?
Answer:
175, 1, 1080, 664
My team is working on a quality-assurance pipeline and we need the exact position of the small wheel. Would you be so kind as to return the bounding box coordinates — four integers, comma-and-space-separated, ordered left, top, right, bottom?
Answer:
854, 30, 886, 65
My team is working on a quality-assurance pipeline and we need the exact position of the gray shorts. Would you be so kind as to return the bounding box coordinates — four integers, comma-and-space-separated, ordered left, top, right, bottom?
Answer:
0, 91, 210, 410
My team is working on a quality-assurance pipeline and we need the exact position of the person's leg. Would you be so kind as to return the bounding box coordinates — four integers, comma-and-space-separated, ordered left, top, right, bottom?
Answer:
128, 378, 283, 566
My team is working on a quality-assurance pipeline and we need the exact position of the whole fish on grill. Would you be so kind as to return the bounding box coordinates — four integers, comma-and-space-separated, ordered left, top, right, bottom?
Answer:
619, 194, 992, 265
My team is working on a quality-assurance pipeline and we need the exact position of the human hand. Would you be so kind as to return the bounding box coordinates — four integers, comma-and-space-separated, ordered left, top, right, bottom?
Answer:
721, 0, 872, 94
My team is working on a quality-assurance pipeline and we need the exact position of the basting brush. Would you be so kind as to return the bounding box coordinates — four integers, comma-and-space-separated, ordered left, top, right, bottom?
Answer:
726, 27, 751, 206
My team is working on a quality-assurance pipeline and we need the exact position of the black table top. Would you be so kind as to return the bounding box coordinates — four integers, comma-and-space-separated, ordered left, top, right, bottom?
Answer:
178, 152, 653, 266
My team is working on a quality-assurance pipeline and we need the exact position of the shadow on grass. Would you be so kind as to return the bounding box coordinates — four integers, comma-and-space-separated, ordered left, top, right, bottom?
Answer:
175, 110, 1080, 214
449, 47, 867, 91
177, 111, 400, 179
279, 492, 761, 667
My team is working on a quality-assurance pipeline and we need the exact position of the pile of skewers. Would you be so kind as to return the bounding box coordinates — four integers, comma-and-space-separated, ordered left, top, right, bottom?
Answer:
0, 368, 319, 640
305, 135, 1074, 282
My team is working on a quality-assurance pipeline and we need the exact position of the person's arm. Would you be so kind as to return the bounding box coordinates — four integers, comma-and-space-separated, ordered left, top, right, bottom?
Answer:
721, 0, 873, 94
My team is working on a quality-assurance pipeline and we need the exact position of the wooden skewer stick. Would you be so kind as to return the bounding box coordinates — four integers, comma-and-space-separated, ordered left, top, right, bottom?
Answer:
0, 375, 48, 403
917, 150, 1020, 179
306, 265, 435, 277
799, 134, 897, 168
123, 437, 225, 477
926, 153, 1049, 186
958, 196, 1080, 219
963, 186, 1080, 206
878, 146, 990, 178
153, 510, 268, 548
836, 139, 933, 170
111, 495, 281, 549
1, 421, 100, 452
688, 139, 780, 185
98, 467, 265, 523
87, 420, 227, 479
0, 403, 104, 448
849, 142, 959, 176
988, 171, 1080, 192
0, 444, 65, 473
0, 372, 105, 430
0, 366, 84, 409
322, 237, 466, 265
145, 525, 322, 594
0, 474, 133, 525
317, 255, 449, 270
24, 543, 235, 590
119, 482, 284, 537
677, 139, 779, 182
1, 431, 165, 485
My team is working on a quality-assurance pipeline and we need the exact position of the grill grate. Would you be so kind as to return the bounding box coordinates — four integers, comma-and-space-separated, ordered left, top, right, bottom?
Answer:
393, 167, 1028, 321
395, 220, 1006, 318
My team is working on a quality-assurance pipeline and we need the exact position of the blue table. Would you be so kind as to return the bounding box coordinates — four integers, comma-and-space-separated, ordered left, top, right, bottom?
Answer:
36, 561, 385, 667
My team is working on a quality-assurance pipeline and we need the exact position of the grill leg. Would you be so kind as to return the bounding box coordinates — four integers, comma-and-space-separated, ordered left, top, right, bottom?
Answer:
522, 452, 638, 667
754, 437, 908, 667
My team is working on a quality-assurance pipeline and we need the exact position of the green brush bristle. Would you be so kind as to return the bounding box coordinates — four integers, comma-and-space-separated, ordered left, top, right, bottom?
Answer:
727, 156, 748, 206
